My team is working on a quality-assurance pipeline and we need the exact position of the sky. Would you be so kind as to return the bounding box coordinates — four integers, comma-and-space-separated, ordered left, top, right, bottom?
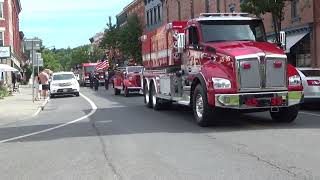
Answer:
20, 0, 133, 49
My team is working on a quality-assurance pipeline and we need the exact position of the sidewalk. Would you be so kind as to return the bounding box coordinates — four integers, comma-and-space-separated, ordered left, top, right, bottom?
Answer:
0, 85, 47, 126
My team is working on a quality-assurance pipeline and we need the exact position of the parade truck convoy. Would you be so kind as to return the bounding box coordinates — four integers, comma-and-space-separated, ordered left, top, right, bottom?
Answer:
141, 13, 304, 127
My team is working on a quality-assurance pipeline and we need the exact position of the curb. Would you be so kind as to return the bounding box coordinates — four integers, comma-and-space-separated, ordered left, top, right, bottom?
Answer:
32, 97, 49, 117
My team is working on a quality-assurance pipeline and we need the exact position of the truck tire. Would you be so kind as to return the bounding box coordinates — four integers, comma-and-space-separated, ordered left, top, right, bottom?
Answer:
270, 105, 299, 123
114, 87, 120, 95
193, 84, 212, 127
150, 83, 161, 110
144, 83, 152, 108
124, 87, 129, 97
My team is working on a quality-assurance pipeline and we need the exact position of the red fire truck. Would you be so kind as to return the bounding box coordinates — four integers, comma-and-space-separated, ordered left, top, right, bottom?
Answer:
113, 66, 144, 97
80, 63, 106, 86
141, 13, 303, 127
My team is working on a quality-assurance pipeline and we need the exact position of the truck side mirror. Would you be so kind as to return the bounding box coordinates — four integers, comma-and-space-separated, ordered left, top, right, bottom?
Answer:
177, 33, 185, 54
279, 31, 286, 50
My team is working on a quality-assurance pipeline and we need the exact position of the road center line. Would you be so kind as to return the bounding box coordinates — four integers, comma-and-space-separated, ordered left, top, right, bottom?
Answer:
300, 111, 320, 117
0, 93, 98, 144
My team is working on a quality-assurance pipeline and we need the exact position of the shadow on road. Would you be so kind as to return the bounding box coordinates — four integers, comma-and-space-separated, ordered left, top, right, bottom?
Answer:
0, 87, 319, 143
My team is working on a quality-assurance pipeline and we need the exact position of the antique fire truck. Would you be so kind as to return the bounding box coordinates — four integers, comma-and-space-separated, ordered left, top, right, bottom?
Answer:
141, 13, 303, 127
113, 66, 144, 97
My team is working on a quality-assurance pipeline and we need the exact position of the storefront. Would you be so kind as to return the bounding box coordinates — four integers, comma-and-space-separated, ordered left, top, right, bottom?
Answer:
267, 25, 312, 67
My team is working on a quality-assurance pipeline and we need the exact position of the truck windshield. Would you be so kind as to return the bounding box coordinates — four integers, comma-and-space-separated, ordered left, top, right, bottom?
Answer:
127, 67, 144, 73
200, 20, 266, 43
84, 66, 95, 72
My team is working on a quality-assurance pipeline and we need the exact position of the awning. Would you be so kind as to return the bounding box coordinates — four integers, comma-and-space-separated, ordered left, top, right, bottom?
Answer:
0, 64, 19, 72
286, 32, 309, 53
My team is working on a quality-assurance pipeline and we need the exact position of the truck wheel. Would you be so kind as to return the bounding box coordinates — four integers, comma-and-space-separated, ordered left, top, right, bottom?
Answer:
270, 105, 299, 123
150, 83, 161, 110
193, 84, 212, 127
114, 87, 120, 95
124, 87, 129, 97
144, 83, 152, 108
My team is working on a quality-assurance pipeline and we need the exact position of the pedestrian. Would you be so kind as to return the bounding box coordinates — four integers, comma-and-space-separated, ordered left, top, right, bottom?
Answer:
38, 69, 50, 99
94, 72, 99, 91
89, 72, 94, 89
104, 70, 109, 90
12, 72, 17, 92
34, 73, 40, 101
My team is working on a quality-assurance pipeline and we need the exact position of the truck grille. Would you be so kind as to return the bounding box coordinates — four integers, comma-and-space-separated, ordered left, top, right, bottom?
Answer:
237, 55, 287, 91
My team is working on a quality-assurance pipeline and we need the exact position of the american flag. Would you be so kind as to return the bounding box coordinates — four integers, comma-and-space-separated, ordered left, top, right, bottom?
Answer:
95, 60, 109, 71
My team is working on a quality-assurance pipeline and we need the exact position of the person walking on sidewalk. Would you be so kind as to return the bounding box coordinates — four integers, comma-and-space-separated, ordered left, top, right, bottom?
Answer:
34, 73, 40, 101
39, 70, 50, 99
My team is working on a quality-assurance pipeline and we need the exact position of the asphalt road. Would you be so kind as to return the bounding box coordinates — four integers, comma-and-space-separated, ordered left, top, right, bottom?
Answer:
1, 87, 320, 180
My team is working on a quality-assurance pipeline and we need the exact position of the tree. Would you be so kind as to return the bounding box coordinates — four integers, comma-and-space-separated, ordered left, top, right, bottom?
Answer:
118, 14, 143, 65
241, 0, 292, 43
42, 49, 63, 72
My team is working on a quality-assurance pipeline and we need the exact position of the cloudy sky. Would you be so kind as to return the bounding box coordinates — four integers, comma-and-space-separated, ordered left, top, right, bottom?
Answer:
20, 0, 132, 49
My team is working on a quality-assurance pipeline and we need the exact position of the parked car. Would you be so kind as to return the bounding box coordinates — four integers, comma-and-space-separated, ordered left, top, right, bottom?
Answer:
50, 72, 80, 98
297, 68, 320, 103
113, 66, 144, 97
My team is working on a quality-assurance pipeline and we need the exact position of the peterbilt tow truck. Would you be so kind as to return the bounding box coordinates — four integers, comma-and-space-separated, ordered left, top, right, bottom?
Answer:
141, 13, 303, 127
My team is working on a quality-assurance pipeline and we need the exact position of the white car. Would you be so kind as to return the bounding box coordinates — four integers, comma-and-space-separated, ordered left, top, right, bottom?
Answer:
50, 72, 80, 98
297, 68, 320, 103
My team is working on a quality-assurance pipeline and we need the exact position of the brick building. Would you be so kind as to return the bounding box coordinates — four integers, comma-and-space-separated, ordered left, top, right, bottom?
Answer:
116, 0, 145, 29
0, 0, 24, 84
160, 0, 320, 67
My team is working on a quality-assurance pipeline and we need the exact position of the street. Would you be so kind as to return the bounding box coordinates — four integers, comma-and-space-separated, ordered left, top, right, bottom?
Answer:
0, 88, 319, 180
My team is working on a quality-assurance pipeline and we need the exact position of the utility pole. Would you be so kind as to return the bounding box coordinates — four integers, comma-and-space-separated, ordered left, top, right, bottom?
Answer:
190, 0, 194, 18
176, 0, 181, 20
313, 0, 319, 67
205, 0, 209, 13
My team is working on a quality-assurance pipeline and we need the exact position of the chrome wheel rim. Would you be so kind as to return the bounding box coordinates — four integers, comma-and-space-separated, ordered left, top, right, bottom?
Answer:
152, 91, 157, 107
145, 88, 149, 104
196, 94, 204, 119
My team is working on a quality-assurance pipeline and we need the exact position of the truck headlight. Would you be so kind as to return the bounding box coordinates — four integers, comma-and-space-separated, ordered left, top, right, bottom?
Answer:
289, 75, 301, 86
212, 78, 231, 89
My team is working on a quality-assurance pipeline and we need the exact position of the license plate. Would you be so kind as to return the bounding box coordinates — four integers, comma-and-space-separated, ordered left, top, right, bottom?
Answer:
63, 89, 68, 92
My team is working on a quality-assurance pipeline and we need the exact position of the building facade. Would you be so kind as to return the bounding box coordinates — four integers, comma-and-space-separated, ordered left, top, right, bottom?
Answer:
144, 0, 163, 31
0, 0, 23, 84
116, 0, 145, 29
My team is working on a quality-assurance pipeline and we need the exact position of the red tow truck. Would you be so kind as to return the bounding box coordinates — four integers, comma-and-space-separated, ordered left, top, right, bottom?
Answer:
113, 66, 144, 97
141, 13, 303, 127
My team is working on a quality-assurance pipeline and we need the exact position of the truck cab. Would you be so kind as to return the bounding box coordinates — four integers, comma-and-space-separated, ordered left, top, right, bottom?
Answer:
113, 66, 144, 97
142, 13, 303, 127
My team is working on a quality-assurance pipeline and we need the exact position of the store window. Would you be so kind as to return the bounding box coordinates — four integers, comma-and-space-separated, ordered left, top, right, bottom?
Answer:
290, 34, 311, 67
0, 32, 4, 46
0, 2, 3, 19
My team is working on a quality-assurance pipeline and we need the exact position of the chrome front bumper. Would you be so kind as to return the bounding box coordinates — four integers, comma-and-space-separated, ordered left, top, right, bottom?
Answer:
215, 91, 303, 109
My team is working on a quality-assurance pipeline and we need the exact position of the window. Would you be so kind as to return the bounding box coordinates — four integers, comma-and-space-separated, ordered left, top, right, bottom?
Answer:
188, 26, 199, 45
292, 0, 299, 20
154, 7, 157, 24
0, 2, 3, 19
229, 3, 236, 12
150, 10, 153, 25
146, 11, 150, 26
158, 5, 161, 22
0, 32, 4, 46
200, 20, 266, 43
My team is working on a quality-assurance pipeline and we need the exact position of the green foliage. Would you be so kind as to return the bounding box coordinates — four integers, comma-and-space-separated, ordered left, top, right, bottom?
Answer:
240, 0, 291, 43
118, 15, 143, 65
0, 85, 9, 99
100, 14, 143, 65
42, 49, 63, 72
